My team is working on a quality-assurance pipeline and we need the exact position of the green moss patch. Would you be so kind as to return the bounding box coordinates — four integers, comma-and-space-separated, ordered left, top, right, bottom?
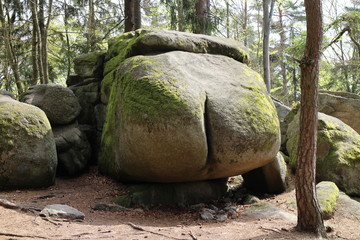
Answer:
316, 181, 339, 219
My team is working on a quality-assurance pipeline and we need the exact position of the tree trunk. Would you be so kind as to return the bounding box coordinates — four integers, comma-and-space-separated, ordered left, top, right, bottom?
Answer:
177, 0, 184, 31
226, 0, 230, 38
295, 0, 326, 237
0, 0, 24, 95
64, 0, 71, 80
30, 0, 40, 85
277, 2, 289, 105
262, 0, 275, 93
124, 0, 141, 32
194, 0, 210, 34
87, 0, 96, 52
243, 0, 248, 46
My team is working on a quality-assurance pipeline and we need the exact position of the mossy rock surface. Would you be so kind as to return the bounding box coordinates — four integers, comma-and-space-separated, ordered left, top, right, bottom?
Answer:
286, 112, 360, 196
103, 29, 249, 75
100, 51, 280, 182
316, 181, 339, 219
74, 51, 106, 78
318, 90, 360, 134
0, 95, 57, 189
113, 180, 228, 207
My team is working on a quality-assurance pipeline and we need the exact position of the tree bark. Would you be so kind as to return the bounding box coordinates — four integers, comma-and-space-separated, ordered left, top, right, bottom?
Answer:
30, 0, 40, 85
277, 2, 289, 105
87, 0, 96, 52
124, 0, 141, 32
194, 0, 210, 34
262, 0, 275, 93
295, 0, 326, 237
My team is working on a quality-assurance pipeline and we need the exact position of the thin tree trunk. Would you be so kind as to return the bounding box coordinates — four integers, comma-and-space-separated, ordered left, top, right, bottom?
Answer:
226, 0, 230, 38
243, 0, 248, 46
278, 2, 289, 105
30, 0, 40, 85
262, 0, 275, 93
0, 0, 24, 95
87, 0, 96, 52
64, 0, 71, 80
295, 0, 326, 236
177, 0, 184, 31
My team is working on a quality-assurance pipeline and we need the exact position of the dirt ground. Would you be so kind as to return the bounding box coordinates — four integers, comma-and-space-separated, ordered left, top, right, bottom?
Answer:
0, 167, 359, 240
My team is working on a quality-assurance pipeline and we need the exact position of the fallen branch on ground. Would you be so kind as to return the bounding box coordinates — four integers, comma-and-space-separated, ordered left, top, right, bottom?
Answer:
0, 232, 48, 239
127, 222, 188, 240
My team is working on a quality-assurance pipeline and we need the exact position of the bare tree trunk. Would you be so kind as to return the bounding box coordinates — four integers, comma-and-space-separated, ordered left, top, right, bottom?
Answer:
295, 0, 326, 237
194, 0, 210, 34
0, 0, 23, 95
124, 0, 141, 32
277, 2, 289, 105
64, 0, 71, 80
226, 0, 230, 38
30, 0, 40, 85
87, 0, 96, 52
262, 0, 275, 93
243, 0, 248, 46
177, 0, 184, 31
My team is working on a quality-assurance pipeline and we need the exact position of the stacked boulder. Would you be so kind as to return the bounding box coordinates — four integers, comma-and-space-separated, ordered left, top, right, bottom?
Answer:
22, 84, 90, 176
99, 29, 281, 183
68, 51, 107, 164
0, 92, 57, 189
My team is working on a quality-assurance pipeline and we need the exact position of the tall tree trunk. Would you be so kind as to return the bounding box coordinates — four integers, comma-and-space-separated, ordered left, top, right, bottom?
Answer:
30, 0, 40, 85
262, 0, 275, 93
87, 0, 96, 52
177, 0, 184, 31
226, 0, 230, 38
39, 0, 48, 84
243, 0, 248, 46
0, 0, 24, 95
64, 0, 71, 80
194, 0, 210, 34
277, 2, 289, 105
124, 0, 141, 32
295, 0, 326, 237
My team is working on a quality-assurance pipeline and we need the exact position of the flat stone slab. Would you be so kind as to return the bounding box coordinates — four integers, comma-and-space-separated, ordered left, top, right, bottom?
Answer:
40, 204, 85, 220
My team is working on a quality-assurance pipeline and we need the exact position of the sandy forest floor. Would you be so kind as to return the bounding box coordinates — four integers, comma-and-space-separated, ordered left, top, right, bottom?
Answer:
0, 167, 359, 240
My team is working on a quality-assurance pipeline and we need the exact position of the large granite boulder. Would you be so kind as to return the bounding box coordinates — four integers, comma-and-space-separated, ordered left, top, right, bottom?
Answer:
287, 112, 360, 196
22, 84, 81, 125
101, 29, 249, 104
0, 94, 57, 189
318, 90, 360, 134
53, 123, 91, 176
100, 50, 280, 182
104, 29, 249, 75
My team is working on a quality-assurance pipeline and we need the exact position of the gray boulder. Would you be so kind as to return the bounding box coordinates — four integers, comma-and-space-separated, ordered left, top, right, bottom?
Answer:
0, 95, 57, 189
287, 112, 360, 196
243, 152, 287, 193
319, 90, 360, 134
22, 84, 81, 125
100, 51, 280, 182
104, 29, 249, 75
40, 204, 85, 220
73, 51, 106, 79
53, 123, 91, 176
101, 29, 249, 104
71, 81, 100, 125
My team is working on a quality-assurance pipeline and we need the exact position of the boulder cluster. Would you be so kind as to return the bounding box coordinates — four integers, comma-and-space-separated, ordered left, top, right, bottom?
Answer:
0, 30, 359, 205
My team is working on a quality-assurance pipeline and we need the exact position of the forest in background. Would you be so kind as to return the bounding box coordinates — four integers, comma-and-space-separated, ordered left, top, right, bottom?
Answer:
0, 0, 359, 105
